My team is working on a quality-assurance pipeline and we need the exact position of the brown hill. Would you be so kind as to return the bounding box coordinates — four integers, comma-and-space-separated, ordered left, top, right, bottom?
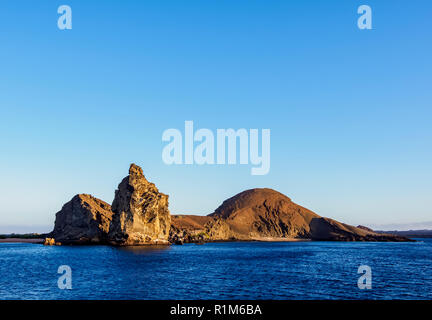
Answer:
170, 188, 412, 242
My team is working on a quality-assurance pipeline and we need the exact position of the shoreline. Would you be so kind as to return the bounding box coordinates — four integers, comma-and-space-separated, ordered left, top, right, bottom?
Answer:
0, 237, 418, 245
0, 237, 311, 245
0, 238, 44, 244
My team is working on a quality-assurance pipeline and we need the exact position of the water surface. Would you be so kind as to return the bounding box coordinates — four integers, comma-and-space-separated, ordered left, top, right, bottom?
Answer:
0, 239, 431, 299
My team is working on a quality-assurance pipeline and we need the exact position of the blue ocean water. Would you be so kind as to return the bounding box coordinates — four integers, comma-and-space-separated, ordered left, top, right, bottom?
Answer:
0, 239, 431, 300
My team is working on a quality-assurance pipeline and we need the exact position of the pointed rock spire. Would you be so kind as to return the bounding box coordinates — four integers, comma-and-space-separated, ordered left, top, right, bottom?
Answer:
108, 164, 171, 245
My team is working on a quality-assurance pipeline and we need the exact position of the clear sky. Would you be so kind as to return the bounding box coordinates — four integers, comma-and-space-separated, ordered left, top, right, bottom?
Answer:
0, 0, 431, 233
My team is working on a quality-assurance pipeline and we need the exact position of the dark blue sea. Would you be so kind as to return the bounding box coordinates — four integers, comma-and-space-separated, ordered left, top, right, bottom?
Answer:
1, 239, 431, 300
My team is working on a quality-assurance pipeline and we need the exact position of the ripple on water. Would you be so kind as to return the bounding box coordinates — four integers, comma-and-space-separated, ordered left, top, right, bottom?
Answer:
0, 239, 431, 300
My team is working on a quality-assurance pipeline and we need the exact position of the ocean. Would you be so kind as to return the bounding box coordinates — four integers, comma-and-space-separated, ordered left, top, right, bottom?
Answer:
1, 239, 431, 300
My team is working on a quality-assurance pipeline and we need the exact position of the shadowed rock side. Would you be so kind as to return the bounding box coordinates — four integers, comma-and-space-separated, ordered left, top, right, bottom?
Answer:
108, 164, 171, 245
50, 194, 113, 244
170, 188, 412, 243
308, 217, 409, 241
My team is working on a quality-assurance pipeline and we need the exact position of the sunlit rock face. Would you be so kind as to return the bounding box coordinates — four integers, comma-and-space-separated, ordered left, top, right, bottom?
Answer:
108, 164, 171, 245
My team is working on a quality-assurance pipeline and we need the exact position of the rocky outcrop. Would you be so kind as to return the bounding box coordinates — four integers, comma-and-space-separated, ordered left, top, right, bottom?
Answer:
170, 188, 413, 243
49, 194, 113, 244
46, 164, 171, 246
108, 164, 171, 245
43, 238, 60, 246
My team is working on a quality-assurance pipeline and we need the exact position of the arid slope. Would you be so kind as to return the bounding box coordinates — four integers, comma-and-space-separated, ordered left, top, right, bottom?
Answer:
170, 188, 411, 242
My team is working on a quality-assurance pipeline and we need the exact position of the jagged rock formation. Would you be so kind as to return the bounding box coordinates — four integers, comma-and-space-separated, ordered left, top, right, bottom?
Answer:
108, 164, 171, 245
170, 188, 412, 243
46, 164, 171, 246
50, 194, 113, 244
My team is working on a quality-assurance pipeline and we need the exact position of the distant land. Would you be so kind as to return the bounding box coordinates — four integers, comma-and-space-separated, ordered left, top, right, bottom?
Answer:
378, 230, 432, 238
370, 221, 432, 231
0, 233, 46, 243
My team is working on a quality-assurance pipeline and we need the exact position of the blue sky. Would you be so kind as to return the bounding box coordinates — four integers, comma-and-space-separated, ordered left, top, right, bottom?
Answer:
0, 0, 431, 233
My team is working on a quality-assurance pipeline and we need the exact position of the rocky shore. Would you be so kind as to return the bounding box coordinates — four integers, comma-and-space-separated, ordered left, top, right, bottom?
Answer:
44, 164, 412, 246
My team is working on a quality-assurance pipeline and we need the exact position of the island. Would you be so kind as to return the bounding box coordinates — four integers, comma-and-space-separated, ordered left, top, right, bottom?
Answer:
43, 164, 412, 246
